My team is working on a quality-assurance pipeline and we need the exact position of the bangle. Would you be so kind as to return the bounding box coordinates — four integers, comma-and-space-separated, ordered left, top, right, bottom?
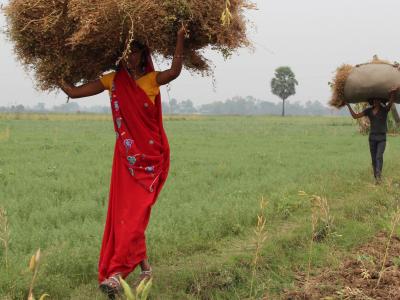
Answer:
174, 55, 184, 59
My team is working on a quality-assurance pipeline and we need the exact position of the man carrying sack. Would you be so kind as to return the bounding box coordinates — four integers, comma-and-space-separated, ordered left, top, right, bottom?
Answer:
346, 87, 399, 183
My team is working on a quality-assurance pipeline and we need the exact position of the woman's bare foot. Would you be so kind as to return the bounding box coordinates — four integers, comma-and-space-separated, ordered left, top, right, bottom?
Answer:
99, 273, 122, 299
138, 259, 153, 284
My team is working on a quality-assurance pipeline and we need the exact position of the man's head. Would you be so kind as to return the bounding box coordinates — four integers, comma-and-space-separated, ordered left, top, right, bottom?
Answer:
368, 98, 386, 107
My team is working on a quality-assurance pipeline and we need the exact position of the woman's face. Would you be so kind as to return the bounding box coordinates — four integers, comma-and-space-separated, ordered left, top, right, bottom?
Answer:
127, 47, 143, 69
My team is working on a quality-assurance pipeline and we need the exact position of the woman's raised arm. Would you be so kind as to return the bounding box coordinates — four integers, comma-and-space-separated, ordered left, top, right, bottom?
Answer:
156, 25, 187, 86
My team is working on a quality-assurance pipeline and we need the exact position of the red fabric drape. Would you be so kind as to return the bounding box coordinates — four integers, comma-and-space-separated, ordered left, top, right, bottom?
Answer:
98, 53, 170, 282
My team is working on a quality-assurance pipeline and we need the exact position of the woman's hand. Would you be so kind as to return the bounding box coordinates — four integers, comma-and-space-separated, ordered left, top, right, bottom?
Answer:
177, 23, 188, 39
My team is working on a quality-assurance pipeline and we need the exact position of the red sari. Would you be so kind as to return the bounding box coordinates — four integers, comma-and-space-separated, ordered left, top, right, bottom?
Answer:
98, 55, 170, 282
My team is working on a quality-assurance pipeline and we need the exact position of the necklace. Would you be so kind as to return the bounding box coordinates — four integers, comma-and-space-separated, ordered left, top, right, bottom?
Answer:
126, 67, 143, 80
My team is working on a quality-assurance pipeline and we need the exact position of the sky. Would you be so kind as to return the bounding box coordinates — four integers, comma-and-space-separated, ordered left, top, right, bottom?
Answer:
1, 0, 400, 108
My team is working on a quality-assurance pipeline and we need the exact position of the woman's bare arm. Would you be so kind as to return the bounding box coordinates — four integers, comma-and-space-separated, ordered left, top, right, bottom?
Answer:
156, 25, 186, 86
60, 79, 105, 99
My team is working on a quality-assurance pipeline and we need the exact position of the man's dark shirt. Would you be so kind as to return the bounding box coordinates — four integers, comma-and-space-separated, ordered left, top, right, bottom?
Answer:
363, 105, 390, 138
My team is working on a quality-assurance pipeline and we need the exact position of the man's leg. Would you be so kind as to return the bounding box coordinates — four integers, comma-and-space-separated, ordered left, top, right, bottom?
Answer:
369, 139, 378, 179
375, 140, 386, 180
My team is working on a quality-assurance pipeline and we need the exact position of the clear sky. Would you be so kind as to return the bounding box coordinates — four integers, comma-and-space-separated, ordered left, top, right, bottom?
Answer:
1, 0, 400, 108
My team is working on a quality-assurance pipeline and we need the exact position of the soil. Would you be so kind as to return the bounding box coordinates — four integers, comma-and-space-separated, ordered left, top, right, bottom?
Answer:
284, 232, 400, 299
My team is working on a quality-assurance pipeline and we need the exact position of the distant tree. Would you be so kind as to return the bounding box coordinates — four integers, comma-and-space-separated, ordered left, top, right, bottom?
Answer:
162, 102, 170, 114
169, 98, 177, 114
271, 66, 298, 116
179, 99, 196, 114
54, 102, 80, 113
33, 102, 46, 112
15, 104, 25, 113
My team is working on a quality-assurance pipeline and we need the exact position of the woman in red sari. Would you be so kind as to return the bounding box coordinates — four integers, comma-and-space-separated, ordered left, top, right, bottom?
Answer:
61, 26, 186, 298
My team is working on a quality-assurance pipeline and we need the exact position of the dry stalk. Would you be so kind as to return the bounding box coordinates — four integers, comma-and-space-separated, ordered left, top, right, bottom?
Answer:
375, 207, 400, 288
336, 286, 375, 300
299, 191, 335, 242
298, 191, 335, 291
329, 64, 353, 108
354, 103, 370, 135
0, 207, 10, 270
356, 255, 373, 280
249, 196, 268, 299
27, 249, 49, 300
0, 127, 10, 142
221, 0, 233, 26
306, 207, 318, 288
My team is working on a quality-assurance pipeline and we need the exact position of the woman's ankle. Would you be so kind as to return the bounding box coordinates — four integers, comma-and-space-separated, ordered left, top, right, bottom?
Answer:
140, 260, 151, 271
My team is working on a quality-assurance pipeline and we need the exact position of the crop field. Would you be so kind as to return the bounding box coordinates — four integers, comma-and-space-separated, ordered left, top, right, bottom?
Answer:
1, 114, 400, 299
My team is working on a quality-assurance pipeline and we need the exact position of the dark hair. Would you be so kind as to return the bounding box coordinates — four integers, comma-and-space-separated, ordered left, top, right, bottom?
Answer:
368, 98, 388, 107
130, 41, 148, 73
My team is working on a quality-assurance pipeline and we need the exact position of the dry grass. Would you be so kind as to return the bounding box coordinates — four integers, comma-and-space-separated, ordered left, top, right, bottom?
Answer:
249, 196, 268, 299
329, 64, 353, 108
298, 191, 335, 294
0, 127, 10, 142
375, 207, 400, 288
354, 103, 370, 135
3, 0, 255, 91
0, 207, 10, 270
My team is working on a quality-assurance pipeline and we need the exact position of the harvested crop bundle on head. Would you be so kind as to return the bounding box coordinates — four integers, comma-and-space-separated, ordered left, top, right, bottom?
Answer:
3, 0, 255, 91
329, 56, 400, 108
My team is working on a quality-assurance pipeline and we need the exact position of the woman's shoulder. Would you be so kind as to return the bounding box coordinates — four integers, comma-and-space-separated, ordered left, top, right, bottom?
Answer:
139, 71, 159, 86
100, 71, 116, 90
101, 71, 116, 81
143, 71, 159, 78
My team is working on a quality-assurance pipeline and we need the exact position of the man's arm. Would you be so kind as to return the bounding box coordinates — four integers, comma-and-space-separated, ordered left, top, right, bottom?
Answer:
345, 103, 366, 119
386, 86, 400, 110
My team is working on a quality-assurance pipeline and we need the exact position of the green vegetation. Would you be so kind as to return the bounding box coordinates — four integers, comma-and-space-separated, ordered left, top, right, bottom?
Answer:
1, 114, 400, 299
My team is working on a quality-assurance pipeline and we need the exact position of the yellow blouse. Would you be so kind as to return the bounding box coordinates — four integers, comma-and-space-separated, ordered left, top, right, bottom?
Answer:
100, 71, 160, 103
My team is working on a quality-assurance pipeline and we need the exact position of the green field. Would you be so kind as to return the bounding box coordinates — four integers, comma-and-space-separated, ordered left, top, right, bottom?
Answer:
1, 114, 400, 299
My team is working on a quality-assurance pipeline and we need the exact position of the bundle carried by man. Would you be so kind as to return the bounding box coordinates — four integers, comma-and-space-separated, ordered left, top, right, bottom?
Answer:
329, 56, 400, 108
3, 0, 255, 91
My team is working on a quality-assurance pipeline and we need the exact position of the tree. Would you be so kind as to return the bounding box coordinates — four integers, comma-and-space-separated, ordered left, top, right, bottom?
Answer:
271, 66, 298, 116
15, 104, 25, 113
33, 102, 46, 112
179, 99, 197, 114
169, 98, 177, 114
162, 102, 170, 114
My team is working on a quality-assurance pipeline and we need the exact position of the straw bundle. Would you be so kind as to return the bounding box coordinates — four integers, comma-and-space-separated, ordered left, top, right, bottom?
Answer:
329, 64, 353, 108
3, 0, 255, 91
329, 56, 400, 108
